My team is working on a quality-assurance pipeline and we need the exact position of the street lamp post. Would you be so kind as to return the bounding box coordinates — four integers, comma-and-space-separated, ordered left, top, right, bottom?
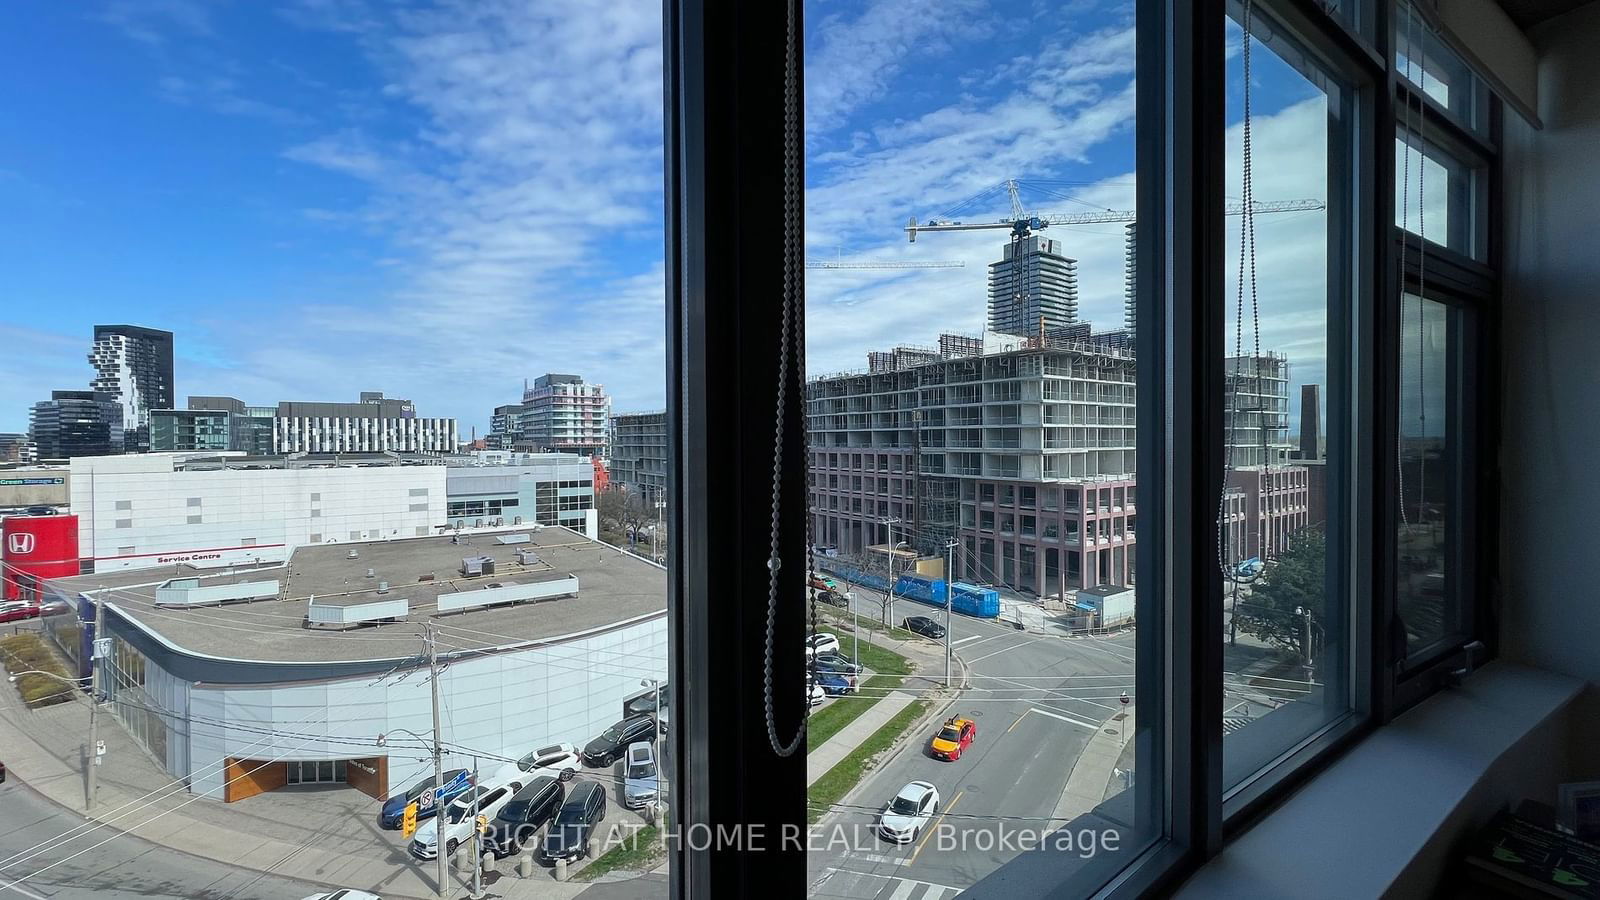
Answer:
943, 539, 958, 688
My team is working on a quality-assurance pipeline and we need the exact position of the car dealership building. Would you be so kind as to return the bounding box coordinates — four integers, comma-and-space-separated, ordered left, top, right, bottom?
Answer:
37, 525, 666, 803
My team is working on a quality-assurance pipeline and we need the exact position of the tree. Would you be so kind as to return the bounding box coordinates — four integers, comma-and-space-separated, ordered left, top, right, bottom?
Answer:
1233, 526, 1326, 661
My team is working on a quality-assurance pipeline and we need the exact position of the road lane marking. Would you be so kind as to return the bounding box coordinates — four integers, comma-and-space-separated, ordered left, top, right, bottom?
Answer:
967, 641, 1032, 664
848, 852, 908, 866
828, 869, 968, 895
0, 881, 46, 900
1006, 711, 1028, 733
908, 790, 962, 866
950, 634, 984, 646
1027, 706, 1099, 729
886, 881, 918, 900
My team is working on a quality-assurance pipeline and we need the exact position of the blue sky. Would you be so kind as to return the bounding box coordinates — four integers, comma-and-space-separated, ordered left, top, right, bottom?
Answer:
1, 1, 1333, 436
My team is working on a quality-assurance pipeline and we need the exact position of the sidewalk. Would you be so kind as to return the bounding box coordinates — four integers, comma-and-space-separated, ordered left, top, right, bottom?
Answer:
806, 690, 917, 786
0, 662, 598, 900
1050, 702, 1136, 826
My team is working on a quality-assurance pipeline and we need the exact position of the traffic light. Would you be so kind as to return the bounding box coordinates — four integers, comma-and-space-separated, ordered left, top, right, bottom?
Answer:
401, 801, 419, 839
475, 814, 489, 835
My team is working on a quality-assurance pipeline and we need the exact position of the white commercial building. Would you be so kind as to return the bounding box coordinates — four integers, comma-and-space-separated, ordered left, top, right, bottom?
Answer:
69, 453, 446, 572
272, 415, 458, 454
36, 527, 666, 804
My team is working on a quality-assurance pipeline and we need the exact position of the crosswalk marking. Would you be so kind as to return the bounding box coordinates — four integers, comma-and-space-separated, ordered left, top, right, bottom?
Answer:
950, 634, 984, 646
885, 881, 919, 900
1027, 705, 1099, 729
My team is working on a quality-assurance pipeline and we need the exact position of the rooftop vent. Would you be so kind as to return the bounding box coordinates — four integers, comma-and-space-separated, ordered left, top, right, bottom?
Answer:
365, 568, 376, 578
377, 581, 390, 594
346, 550, 360, 560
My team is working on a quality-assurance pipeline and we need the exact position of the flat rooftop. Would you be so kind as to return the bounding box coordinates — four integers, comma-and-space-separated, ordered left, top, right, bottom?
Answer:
47, 527, 665, 664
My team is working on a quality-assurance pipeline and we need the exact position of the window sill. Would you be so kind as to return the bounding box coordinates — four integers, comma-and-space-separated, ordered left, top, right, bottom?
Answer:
1177, 662, 1585, 898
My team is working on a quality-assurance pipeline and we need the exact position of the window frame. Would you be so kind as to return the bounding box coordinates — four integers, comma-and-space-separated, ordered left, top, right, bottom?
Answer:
661, 0, 1501, 895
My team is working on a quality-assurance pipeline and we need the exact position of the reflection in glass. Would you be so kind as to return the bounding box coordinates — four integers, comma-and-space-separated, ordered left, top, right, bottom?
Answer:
1219, 10, 1351, 792
1397, 294, 1461, 657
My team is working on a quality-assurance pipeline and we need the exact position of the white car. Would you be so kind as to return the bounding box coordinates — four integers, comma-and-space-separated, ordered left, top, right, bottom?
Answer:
410, 780, 523, 860
500, 742, 581, 783
622, 741, 661, 809
877, 781, 940, 844
300, 892, 381, 900
806, 680, 827, 707
805, 632, 841, 656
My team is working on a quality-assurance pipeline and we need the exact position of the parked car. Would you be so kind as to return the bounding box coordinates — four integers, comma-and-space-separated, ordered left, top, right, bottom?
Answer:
502, 743, 581, 783
582, 715, 657, 768
23, 506, 56, 516
877, 781, 940, 843
809, 575, 838, 592
902, 616, 946, 639
805, 680, 827, 707
622, 741, 661, 809
379, 768, 472, 829
814, 588, 850, 608
410, 780, 523, 860
623, 685, 669, 720
0, 602, 40, 625
541, 780, 607, 862
929, 716, 977, 761
299, 892, 381, 900
804, 632, 841, 656
812, 652, 861, 675
815, 672, 855, 696
486, 775, 564, 858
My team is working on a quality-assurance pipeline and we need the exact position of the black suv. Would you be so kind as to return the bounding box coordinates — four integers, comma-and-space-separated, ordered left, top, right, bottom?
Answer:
582, 715, 657, 767
903, 615, 946, 639
488, 776, 564, 858
541, 781, 607, 862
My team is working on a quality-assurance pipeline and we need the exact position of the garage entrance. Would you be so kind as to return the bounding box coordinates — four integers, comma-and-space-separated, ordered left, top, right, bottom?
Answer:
222, 756, 387, 803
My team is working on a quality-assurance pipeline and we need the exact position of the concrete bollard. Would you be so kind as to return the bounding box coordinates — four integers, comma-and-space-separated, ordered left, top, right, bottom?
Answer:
554, 858, 569, 882
481, 852, 495, 876
455, 847, 472, 871
518, 854, 534, 878
642, 801, 657, 826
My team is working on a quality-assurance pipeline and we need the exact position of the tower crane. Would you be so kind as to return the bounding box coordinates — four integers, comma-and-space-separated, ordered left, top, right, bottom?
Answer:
805, 258, 965, 270
904, 178, 1324, 241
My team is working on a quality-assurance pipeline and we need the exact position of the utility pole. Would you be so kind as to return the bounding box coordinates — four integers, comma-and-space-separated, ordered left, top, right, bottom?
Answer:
426, 624, 448, 900
881, 517, 900, 631
944, 540, 958, 687
87, 585, 107, 810
470, 756, 483, 900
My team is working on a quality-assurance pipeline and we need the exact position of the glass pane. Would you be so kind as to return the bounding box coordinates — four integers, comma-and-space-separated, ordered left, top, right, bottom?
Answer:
1220, 10, 1353, 791
1395, 0, 1489, 137
5, 3, 669, 895
804, 3, 1156, 895
1395, 131, 1487, 261
1397, 294, 1468, 659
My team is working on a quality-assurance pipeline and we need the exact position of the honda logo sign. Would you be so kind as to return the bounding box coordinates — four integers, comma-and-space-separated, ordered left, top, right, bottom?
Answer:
7, 533, 35, 555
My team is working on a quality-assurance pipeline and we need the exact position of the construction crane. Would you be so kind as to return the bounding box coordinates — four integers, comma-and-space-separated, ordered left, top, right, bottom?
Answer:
904, 178, 1325, 241
805, 258, 964, 270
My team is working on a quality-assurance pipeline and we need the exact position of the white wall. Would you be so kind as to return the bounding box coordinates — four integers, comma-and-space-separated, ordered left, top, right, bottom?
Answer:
1500, 0, 1600, 764
185, 614, 667, 798
71, 456, 446, 572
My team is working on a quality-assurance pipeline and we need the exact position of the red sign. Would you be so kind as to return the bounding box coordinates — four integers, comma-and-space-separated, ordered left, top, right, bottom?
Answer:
2, 515, 80, 600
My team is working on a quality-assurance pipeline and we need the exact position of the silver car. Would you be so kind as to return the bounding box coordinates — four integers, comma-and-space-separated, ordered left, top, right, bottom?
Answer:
622, 741, 660, 809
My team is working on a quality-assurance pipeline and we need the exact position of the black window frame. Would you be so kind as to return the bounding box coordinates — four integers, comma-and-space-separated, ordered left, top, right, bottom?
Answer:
662, 0, 1502, 896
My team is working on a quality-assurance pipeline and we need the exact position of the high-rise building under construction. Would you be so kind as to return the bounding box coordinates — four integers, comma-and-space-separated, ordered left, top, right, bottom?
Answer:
987, 235, 1080, 336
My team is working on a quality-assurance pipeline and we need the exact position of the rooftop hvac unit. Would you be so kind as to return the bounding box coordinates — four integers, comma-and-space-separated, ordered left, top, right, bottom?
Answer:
377, 581, 390, 594
366, 568, 375, 578
346, 550, 360, 559
461, 555, 495, 577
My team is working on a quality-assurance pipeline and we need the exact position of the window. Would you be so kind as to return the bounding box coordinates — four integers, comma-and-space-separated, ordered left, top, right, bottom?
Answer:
115, 500, 132, 511
241, 538, 256, 547
310, 493, 321, 502
409, 487, 429, 496
186, 515, 202, 525
1219, 3, 1357, 801
187, 497, 202, 507
115, 519, 132, 529
118, 546, 135, 556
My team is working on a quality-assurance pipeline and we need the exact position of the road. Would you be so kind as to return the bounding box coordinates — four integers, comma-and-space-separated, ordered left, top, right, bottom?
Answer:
0, 779, 324, 900
806, 603, 1140, 900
